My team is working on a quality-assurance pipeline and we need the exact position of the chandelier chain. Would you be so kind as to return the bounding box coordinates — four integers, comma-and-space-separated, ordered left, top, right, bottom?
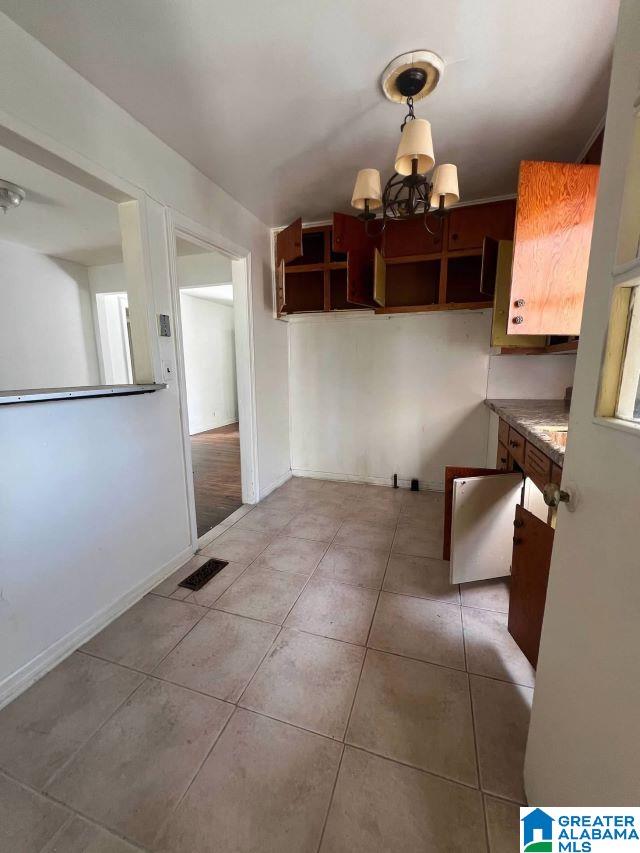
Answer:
399, 96, 416, 132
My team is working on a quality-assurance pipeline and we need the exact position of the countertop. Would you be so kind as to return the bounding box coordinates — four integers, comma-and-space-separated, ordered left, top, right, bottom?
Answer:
485, 398, 570, 466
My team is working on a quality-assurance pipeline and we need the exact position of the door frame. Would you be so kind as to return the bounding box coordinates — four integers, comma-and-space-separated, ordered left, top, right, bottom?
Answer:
166, 209, 259, 548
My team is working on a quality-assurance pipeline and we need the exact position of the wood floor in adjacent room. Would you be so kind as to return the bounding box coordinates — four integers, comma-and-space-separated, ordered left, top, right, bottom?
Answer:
191, 423, 242, 538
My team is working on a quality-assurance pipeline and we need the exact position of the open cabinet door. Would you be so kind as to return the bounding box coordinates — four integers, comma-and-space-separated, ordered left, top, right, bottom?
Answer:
508, 505, 554, 667
333, 212, 380, 308
275, 218, 302, 315
490, 241, 547, 347
449, 472, 523, 584
443, 466, 512, 560
373, 248, 386, 307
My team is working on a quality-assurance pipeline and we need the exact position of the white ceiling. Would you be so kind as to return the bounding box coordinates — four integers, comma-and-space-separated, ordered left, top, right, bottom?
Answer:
0, 145, 122, 265
1, 0, 619, 226
181, 283, 234, 306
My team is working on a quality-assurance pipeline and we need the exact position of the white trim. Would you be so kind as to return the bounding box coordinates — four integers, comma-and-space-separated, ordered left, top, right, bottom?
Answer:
613, 256, 640, 284
593, 415, 640, 437
285, 307, 491, 325
165, 211, 259, 550
576, 115, 606, 163
0, 545, 193, 711
290, 467, 444, 492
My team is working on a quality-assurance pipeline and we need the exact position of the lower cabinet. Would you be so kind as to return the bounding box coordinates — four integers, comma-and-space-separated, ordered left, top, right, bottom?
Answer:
444, 448, 557, 668
508, 506, 554, 668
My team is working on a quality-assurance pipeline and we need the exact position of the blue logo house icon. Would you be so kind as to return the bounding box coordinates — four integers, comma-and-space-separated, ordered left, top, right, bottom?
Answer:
522, 808, 554, 852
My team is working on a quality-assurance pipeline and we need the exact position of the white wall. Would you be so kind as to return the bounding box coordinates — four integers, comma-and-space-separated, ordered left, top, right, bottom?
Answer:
180, 292, 237, 434
0, 239, 100, 389
289, 313, 579, 490
0, 14, 290, 706
289, 310, 493, 490
487, 352, 576, 399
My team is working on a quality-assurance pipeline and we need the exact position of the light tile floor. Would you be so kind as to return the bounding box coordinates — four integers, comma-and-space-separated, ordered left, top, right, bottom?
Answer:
0, 478, 530, 852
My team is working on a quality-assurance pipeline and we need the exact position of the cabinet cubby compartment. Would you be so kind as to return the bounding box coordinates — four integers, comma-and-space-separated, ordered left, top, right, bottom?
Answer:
285, 270, 324, 313
330, 268, 355, 310
385, 260, 440, 307
446, 254, 484, 303
287, 229, 325, 267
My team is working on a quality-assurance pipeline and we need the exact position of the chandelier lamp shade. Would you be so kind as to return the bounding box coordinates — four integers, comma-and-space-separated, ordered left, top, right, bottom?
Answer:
350, 51, 459, 234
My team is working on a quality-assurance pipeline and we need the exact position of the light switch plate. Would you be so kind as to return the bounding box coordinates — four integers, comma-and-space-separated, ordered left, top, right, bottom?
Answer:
158, 314, 171, 337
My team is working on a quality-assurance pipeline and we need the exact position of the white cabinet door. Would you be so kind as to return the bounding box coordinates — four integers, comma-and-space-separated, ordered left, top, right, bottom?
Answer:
450, 473, 523, 584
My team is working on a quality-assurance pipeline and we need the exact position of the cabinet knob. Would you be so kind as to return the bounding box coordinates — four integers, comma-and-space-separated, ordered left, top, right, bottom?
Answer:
513, 536, 523, 545
513, 518, 524, 528
514, 299, 526, 308
509, 439, 519, 448
451, 233, 458, 241
512, 315, 524, 324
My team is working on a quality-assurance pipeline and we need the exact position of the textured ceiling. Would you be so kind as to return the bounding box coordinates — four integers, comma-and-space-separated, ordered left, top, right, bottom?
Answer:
0, 0, 619, 225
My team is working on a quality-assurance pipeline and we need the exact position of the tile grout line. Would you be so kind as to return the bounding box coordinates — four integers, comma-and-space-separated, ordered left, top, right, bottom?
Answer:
462, 622, 492, 853
314, 493, 402, 852
40, 669, 150, 793
37, 814, 75, 853
149, 704, 239, 849
0, 767, 150, 852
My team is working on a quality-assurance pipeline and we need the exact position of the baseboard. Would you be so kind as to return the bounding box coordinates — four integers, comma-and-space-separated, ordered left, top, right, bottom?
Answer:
291, 467, 444, 492
258, 469, 292, 502
0, 544, 194, 711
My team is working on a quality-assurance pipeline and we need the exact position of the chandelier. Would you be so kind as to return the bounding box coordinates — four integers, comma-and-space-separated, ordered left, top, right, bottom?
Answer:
350, 51, 459, 235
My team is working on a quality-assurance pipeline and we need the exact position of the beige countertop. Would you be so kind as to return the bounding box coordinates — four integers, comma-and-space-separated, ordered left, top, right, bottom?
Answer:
485, 398, 570, 466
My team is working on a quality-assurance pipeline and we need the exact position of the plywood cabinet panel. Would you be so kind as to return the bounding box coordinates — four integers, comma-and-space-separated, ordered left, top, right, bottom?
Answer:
449, 472, 524, 584
443, 466, 511, 560
508, 505, 554, 667
508, 161, 599, 336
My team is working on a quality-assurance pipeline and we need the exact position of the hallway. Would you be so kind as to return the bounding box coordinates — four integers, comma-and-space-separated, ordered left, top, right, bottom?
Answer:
0, 478, 530, 852
191, 422, 242, 537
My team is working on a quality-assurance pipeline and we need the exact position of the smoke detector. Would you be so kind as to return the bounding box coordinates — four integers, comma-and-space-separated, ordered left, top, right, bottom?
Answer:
381, 50, 444, 103
0, 179, 26, 214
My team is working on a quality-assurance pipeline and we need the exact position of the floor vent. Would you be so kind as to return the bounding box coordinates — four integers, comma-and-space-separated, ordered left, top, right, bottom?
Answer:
179, 558, 229, 591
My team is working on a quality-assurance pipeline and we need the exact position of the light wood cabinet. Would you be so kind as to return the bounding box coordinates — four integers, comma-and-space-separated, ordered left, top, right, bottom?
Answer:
490, 240, 547, 348
507, 160, 599, 336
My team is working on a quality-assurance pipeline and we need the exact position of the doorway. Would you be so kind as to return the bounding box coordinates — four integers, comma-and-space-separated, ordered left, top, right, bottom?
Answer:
175, 237, 241, 538
167, 214, 258, 548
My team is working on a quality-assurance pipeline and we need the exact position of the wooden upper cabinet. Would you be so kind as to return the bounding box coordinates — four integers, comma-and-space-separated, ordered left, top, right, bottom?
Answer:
275, 218, 302, 314
507, 161, 599, 336
382, 215, 442, 258
448, 200, 516, 251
